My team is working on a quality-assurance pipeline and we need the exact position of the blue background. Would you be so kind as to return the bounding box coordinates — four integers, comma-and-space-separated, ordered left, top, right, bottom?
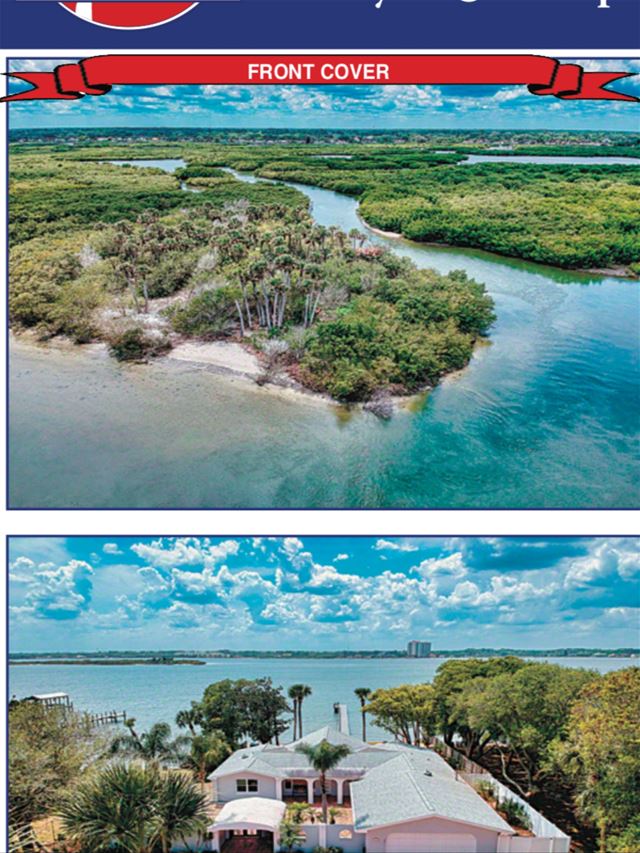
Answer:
1, 0, 639, 49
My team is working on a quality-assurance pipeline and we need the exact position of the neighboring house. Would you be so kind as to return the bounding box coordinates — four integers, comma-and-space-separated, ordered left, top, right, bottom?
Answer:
206, 719, 570, 853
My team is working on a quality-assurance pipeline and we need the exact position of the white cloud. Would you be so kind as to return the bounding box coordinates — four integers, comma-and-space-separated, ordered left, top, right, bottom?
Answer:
103, 543, 123, 555
282, 537, 304, 555
374, 539, 418, 553
9, 538, 639, 649
131, 537, 240, 569
564, 539, 640, 589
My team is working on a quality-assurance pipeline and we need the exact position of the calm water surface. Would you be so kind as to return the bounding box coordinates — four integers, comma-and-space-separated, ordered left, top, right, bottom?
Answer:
462, 154, 640, 165
9, 657, 635, 737
9, 159, 640, 508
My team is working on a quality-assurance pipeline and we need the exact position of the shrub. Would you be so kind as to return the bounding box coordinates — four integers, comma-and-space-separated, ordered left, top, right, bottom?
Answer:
52, 271, 106, 343
169, 287, 237, 339
474, 780, 496, 802
107, 326, 171, 362
499, 797, 533, 831
609, 817, 640, 853
9, 234, 83, 330
142, 252, 198, 299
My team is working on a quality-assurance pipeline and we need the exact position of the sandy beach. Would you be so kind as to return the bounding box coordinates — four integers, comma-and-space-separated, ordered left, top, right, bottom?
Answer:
167, 341, 263, 379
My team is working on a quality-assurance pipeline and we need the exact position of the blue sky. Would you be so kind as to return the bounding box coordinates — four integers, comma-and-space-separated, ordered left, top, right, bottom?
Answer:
8, 537, 640, 652
7, 58, 640, 130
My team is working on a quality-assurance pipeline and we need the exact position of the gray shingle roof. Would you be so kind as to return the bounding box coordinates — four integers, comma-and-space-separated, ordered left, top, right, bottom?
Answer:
291, 726, 368, 752
210, 725, 513, 835
210, 725, 395, 780
350, 748, 513, 834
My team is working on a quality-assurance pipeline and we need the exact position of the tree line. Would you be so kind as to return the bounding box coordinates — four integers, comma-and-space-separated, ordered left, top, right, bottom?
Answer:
196, 147, 639, 273
361, 661, 639, 852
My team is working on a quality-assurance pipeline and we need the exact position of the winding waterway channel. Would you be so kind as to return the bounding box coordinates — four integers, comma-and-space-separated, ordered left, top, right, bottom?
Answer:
9, 158, 640, 508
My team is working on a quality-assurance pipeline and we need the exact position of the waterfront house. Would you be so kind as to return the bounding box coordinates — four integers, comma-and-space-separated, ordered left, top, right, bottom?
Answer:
202, 717, 570, 853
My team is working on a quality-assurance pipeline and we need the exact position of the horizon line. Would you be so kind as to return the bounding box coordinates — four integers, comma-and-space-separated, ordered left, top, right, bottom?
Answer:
10, 647, 640, 656
9, 126, 638, 133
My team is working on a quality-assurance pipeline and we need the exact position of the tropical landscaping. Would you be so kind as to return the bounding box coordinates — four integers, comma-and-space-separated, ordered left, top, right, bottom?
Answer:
9, 663, 640, 852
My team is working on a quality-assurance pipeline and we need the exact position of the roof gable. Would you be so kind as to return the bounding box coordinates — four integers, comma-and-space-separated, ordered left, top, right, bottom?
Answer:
210, 726, 394, 780
290, 725, 369, 752
351, 749, 513, 834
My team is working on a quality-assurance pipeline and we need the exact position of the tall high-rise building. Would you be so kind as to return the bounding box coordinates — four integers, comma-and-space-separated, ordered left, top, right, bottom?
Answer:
407, 640, 432, 657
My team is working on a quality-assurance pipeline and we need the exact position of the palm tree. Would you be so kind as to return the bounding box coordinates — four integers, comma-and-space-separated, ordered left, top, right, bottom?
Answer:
278, 818, 305, 852
155, 771, 210, 853
354, 688, 372, 742
110, 721, 189, 767
288, 684, 313, 740
297, 685, 312, 737
288, 684, 312, 741
60, 762, 157, 853
288, 685, 300, 741
58, 762, 205, 853
184, 731, 231, 790
175, 707, 200, 737
59, 762, 208, 853
295, 739, 351, 823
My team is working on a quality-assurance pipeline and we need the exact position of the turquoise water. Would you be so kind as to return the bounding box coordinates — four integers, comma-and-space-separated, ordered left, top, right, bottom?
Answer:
9, 657, 635, 737
9, 159, 640, 508
108, 158, 187, 170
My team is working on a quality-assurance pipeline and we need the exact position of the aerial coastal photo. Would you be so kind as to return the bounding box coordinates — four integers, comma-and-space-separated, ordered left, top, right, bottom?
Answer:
7, 60, 640, 508
8, 535, 640, 853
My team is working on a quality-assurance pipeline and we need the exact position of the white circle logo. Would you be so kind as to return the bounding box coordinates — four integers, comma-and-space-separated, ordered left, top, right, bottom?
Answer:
59, 2, 198, 30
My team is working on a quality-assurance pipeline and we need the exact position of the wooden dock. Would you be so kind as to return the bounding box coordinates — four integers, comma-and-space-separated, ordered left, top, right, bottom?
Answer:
84, 709, 127, 727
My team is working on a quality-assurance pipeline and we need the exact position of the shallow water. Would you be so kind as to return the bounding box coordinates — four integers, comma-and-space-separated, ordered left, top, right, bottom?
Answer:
9, 158, 640, 508
9, 657, 635, 736
462, 154, 640, 165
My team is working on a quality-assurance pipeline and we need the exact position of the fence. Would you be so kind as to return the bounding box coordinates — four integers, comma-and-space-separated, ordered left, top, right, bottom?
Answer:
8, 825, 47, 853
428, 738, 570, 853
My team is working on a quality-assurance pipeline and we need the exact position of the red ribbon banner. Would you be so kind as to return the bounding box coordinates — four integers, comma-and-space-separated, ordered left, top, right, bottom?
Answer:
2, 55, 637, 103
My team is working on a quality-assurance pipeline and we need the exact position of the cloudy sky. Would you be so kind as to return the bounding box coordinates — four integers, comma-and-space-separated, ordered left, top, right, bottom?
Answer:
7, 58, 640, 130
8, 537, 640, 653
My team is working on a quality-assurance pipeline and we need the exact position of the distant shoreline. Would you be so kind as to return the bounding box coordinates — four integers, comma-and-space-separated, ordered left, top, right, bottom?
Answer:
10, 659, 206, 667
10, 649, 639, 664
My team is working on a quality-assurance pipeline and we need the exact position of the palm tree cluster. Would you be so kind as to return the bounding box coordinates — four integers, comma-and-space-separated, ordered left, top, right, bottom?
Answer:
288, 683, 312, 740
207, 207, 361, 336
58, 762, 209, 853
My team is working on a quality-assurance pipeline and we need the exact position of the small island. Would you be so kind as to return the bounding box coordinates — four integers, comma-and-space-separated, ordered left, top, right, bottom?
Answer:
10, 138, 496, 405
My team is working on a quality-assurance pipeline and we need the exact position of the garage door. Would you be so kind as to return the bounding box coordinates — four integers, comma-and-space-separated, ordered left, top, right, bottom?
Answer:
385, 832, 477, 853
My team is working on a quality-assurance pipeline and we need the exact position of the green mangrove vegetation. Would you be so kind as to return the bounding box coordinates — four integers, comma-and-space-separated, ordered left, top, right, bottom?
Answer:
9, 129, 640, 404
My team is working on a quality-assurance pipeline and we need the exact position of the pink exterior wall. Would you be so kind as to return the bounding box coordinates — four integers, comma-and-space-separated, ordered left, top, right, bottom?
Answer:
365, 816, 503, 853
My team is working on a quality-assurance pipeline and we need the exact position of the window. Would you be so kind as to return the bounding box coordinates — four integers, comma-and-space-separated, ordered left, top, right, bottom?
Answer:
236, 778, 258, 792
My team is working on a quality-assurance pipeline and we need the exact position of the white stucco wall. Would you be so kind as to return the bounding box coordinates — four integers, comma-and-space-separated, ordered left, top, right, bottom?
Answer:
214, 772, 278, 802
365, 816, 503, 853
326, 824, 367, 852
170, 835, 213, 851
